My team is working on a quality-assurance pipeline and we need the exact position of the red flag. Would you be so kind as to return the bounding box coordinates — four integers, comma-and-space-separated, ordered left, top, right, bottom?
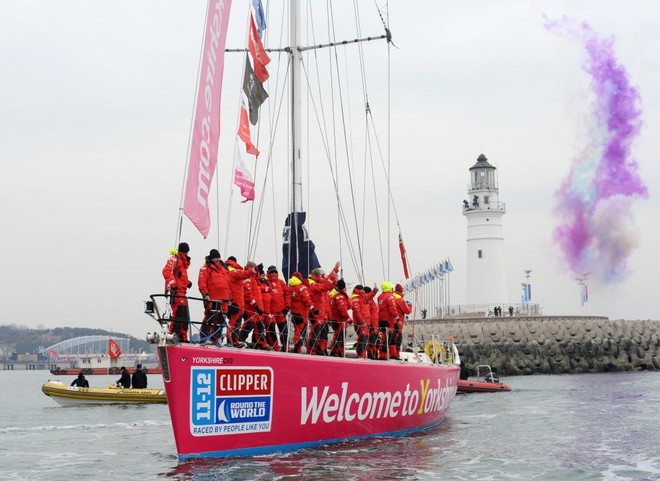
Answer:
238, 101, 259, 156
399, 234, 410, 279
248, 13, 270, 83
108, 339, 122, 360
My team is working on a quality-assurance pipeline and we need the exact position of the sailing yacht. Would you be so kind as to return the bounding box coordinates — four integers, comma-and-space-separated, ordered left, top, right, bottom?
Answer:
146, 0, 459, 459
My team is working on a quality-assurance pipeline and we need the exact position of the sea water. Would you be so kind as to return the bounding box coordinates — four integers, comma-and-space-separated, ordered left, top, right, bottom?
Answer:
1, 370, 659, 480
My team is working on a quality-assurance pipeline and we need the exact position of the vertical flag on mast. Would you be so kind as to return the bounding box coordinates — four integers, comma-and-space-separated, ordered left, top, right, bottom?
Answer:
248, 14, 270, 82
251, 0, 266, 36
108, 339, 121, 360
398, 233, 410, 279
237, 99, 259, 156
233, 144, 256, 203
182, 0, 233, 239
243, 53, 269, 125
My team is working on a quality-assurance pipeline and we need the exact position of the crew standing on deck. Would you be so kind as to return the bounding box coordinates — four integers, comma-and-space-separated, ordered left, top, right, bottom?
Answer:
377, 281, 401, 360
162, 242, 192, 342
288, 272, 315, 353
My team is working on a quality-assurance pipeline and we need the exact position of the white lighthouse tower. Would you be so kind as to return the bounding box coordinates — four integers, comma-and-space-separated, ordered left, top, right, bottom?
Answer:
463, 154, 508, 308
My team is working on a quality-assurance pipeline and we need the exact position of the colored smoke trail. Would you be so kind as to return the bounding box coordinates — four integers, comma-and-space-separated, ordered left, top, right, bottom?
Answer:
544, 16, 648, 283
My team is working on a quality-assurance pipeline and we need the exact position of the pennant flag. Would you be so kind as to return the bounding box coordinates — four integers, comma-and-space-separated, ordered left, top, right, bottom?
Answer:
238, 99, 259, 156
183, 0, 233, 238
248, 14, 270, 83
251, 0, 266, 36
108, 338, 122, 360
233, 145, 255, 203
398, 234, 410, 279
243, 53, 269, 125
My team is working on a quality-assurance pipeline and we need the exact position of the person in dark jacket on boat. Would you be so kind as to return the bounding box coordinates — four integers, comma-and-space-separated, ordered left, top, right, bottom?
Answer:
71, 372, 89, 388
131, 364, 148, 389
460, 361, 470, 380
116, 366, 131, 388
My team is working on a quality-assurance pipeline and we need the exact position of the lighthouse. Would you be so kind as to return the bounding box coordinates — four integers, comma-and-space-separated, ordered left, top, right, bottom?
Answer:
463, 154, 508, 308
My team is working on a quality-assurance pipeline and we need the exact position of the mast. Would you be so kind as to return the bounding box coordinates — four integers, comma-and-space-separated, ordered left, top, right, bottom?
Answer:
290, 0, 303, 213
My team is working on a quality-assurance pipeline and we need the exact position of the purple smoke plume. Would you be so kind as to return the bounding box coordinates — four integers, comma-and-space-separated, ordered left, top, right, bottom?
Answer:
544, 16, 648, 283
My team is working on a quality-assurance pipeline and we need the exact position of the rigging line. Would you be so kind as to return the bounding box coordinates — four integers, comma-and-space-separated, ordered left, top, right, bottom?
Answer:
267, 4, 290, 263
366, 120, 387, 281
247, 61, 292, 260
299, 59, 363, 278
353, 0, 375, 281
175, 3, 210, 247
367, 108, 403, 229
326, 5, 365, 281
325, 0, 344, 273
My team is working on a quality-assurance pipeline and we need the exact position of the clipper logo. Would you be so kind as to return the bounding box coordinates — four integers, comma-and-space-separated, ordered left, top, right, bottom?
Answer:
190, 367, 273, 436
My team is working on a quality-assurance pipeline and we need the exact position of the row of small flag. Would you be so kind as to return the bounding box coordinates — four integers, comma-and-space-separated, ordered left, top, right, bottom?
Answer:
404, 259, 454, 291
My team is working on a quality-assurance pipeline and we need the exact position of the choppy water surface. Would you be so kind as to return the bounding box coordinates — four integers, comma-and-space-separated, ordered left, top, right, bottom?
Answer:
1, 370, 658, 480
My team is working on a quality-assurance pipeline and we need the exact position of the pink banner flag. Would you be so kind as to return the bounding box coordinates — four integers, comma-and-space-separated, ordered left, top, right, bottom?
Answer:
238, 100, 259, 156
182, 0, 233, 239
233, 144, 255, 203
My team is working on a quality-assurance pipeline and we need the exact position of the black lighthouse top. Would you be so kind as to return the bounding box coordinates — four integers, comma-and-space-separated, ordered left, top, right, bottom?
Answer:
469, 153, 496, 171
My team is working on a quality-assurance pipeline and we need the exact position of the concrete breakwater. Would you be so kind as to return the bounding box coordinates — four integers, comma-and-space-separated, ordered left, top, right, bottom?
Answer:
404, 317, 660, 376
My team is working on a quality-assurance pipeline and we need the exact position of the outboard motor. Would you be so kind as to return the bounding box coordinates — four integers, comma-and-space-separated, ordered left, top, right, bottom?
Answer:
484, 372, 500, 383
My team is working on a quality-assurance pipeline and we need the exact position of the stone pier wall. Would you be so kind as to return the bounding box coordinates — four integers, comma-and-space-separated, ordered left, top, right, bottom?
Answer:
404, 317, 660, 375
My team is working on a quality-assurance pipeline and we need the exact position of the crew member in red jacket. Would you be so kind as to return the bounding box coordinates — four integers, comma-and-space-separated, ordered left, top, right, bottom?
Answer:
288, 272, 315, 353
162, 242, 192, 342
394, 283, 412, 353
198, 249, 244, 343
329, 279, 352, 357
224, 256, 257, 347
266, 265, 290, 350
306, 262, 340, 355
238, 262, 268, 349
349, 285, 369, 359
377, 281, 401, 360
363, 285, 380, 359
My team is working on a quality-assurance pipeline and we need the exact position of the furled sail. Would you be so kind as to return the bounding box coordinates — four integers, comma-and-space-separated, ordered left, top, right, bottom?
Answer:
282, 212, 321, 280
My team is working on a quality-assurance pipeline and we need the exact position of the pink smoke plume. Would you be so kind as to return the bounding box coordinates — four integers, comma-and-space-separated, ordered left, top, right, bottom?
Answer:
544, 16, 648, 283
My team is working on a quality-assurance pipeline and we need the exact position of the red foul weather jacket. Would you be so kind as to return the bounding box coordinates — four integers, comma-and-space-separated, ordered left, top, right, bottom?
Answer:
289, 276, 313, 321
377, 291, 400, 324
198, 260, 230, 301
267, 273, 290, 313
394, 293, 413, 318
330, 290, 351, 324
162, 252, 191, 296
224, 259, 254, 308
307, 271, 338, 320
243, 276, 265, 315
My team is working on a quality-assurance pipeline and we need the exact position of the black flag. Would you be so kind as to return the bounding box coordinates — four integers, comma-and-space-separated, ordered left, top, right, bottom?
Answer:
243, 54, 269, 125
281, 212, 321, 280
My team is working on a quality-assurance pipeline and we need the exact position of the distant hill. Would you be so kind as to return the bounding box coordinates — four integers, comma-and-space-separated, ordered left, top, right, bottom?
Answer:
0, 324, 152, 357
